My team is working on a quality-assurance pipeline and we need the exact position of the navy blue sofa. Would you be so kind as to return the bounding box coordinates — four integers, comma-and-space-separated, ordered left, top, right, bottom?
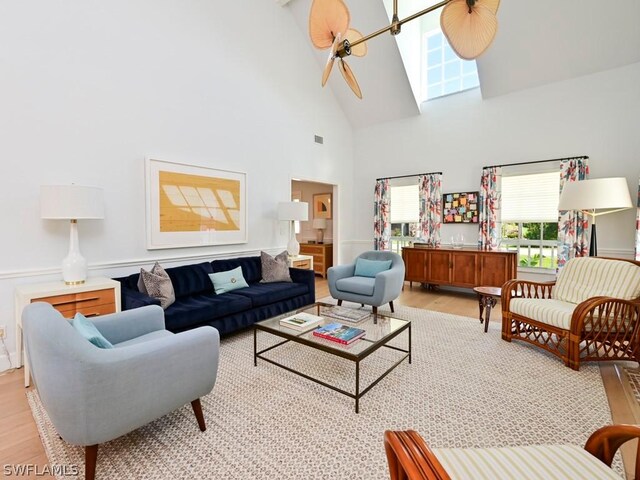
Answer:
114, 256, 315, 335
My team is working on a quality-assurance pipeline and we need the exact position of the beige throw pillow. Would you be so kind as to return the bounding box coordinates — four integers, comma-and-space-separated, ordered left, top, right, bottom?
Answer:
260, 251, 292, 283
140, 262, 175, 309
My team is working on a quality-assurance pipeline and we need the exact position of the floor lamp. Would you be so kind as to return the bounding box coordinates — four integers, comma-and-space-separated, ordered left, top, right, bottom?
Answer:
278, 201, 308, 256
558, 177, 633, 256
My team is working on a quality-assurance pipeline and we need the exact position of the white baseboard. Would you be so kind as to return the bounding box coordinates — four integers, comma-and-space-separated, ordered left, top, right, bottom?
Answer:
0, 351, 19, 374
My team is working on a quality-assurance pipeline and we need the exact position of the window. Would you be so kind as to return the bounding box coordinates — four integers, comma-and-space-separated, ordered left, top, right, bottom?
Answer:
390, 184, 419, 253
501, 172, 560, 270
422, 30, 480, 101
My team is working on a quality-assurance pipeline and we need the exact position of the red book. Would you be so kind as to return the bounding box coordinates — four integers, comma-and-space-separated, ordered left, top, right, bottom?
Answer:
312, 323, 366, 345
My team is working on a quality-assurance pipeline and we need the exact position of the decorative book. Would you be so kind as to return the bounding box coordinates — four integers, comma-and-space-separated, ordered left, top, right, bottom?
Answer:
312, 323, 366, 345
279, 312, 323, 331
323, 306, 370, 323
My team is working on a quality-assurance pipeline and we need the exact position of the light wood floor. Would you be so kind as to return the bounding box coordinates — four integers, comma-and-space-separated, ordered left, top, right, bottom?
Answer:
2, 278, 639, 478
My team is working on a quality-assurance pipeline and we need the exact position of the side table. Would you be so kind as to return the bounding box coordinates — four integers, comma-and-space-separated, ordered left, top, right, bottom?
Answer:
473, 286, 501, 333
15, 277, 121, 387
287, 254, 314, 270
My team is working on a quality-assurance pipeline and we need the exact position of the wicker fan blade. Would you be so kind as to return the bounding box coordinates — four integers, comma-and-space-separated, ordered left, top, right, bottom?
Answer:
440, 0, 498, 60
309, 0, 351, 50
322, 57, 335, 86
344, 29, 367, 57
482, 0, 500, 15
339, 59, 362, 99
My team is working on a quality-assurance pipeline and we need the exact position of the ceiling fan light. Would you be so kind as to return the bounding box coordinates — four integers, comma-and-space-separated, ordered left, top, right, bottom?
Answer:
441, 0, 498, 60
309, 0, 351, 49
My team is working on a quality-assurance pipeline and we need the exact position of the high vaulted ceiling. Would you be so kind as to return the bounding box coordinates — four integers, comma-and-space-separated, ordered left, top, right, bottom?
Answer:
286, 0, 640, 129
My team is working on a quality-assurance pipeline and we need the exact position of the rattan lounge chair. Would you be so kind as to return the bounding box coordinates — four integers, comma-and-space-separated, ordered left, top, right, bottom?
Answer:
501, 257, 640, 370
384, 425, 640, 479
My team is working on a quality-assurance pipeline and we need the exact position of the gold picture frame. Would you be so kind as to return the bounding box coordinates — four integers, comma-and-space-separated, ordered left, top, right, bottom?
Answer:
145, 158, 247, 249
313, 193, 332, 219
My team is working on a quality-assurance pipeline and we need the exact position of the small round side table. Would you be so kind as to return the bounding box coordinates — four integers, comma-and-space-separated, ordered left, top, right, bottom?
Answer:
473, 286, 501, 333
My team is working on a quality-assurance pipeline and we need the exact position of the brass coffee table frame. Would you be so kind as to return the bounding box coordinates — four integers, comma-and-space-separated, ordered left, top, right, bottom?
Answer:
254, 303, 411, 413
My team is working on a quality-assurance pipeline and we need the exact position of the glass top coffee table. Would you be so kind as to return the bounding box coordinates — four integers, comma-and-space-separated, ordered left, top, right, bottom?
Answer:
254, 302, 411, 413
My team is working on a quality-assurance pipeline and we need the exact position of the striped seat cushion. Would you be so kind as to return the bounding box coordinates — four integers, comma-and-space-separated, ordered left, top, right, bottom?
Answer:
432, 444, 621, 480
509, 298, 576, 330
552, 257, 640, 304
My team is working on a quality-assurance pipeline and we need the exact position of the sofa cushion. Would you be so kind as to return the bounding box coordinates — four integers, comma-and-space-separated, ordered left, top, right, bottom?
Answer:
164, 293, 251, 331
335, 277, 375, 296
209, 267, 249, 294
432, 444, 621, 480
260, 251, 292, 283
354, 257, 392, 278
72, 313, 114, 349
140, 267, 175, 309
165, 262, 214, 298
510, 298, 576, 330
232, 282, 309, 308
211, 256, 262, 284
552, 257, 640, 304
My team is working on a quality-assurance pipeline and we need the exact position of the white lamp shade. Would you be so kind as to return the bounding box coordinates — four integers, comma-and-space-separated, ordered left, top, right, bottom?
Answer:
40, 185, 104, 219
278, 201, 308, 221
558, 177, 633, 211
312, 218, 327, 229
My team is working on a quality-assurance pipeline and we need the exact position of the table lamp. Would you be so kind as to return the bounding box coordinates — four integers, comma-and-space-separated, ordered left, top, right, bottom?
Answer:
278, 201, 308, 256
41, 185, 104, 284
558, 177, 633, 256
312, 218, 327, 244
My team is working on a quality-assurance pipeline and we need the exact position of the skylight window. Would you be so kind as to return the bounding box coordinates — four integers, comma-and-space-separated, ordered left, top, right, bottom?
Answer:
422, 29, 480, 101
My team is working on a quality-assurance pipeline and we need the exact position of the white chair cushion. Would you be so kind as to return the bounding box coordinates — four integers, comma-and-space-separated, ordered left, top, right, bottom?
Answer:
510, 298, 577, 330
433, 444, 622, 480
552, 257, 640, 304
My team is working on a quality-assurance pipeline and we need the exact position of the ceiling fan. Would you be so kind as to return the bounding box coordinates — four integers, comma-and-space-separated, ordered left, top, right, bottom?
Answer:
309, 0, 500, 99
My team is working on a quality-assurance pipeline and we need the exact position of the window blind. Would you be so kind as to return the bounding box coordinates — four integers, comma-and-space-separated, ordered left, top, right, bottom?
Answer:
390, 185, 419, 223
501, 172, 560, 222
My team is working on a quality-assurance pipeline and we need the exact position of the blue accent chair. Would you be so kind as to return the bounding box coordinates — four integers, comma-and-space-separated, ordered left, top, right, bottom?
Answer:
22, 302, 219, 480
327, 251, 405, 314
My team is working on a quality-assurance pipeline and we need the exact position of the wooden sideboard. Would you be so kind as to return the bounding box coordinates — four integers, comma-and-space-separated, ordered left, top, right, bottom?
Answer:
299, 243, 333, 278
402, 246, 517, 289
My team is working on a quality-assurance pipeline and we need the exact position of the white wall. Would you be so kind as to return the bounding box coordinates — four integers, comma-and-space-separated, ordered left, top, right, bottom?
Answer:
0, 0, 355, 368
351, 62, 640, 262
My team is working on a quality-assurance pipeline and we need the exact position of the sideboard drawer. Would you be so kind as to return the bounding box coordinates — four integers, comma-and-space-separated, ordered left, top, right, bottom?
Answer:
33, 288, 117, 318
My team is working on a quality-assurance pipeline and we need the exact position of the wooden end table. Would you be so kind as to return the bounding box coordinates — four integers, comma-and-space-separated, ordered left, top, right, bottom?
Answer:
473, 286, 501, 333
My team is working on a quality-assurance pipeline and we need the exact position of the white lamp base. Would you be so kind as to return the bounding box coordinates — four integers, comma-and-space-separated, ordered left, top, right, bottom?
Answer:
287, 220, 300, 256
62, 220, 87, 285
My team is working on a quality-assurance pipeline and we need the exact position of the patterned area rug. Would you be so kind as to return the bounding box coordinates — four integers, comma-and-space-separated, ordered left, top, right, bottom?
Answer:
28, 305, 618, 479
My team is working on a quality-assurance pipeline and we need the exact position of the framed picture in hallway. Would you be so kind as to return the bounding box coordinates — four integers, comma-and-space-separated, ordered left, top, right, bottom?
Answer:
443, 191, 479, 224
145, 158, 247, 249
313, 193, 332, 219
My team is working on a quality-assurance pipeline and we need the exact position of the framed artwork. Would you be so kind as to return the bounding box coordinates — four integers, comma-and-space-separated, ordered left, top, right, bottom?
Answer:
443, 191, 479, 224
313, 193, 332, 219
145, 158, 247, 249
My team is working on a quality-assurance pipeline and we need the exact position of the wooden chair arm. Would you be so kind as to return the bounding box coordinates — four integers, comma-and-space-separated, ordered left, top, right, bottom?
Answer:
570, 297, 640, 336
501, 279, 556, 313
584, 424, 640, 478
384, 430, 451, 480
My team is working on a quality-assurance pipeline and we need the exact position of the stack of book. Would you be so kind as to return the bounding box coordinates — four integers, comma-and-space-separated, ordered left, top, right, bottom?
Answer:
279, 312, 323, 331
312, 322, 366, 345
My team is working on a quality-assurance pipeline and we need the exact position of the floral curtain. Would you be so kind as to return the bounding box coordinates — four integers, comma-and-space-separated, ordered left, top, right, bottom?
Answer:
374, 179, 391, 250
636, 178, 640, 261
418, 173, 442, 247
557, 158, 590, 269
478, 167, 502, 249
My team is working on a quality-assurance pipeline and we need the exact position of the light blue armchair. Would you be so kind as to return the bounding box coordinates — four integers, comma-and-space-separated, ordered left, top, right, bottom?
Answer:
328, 251, 405, 314
22, 302, 220, 480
